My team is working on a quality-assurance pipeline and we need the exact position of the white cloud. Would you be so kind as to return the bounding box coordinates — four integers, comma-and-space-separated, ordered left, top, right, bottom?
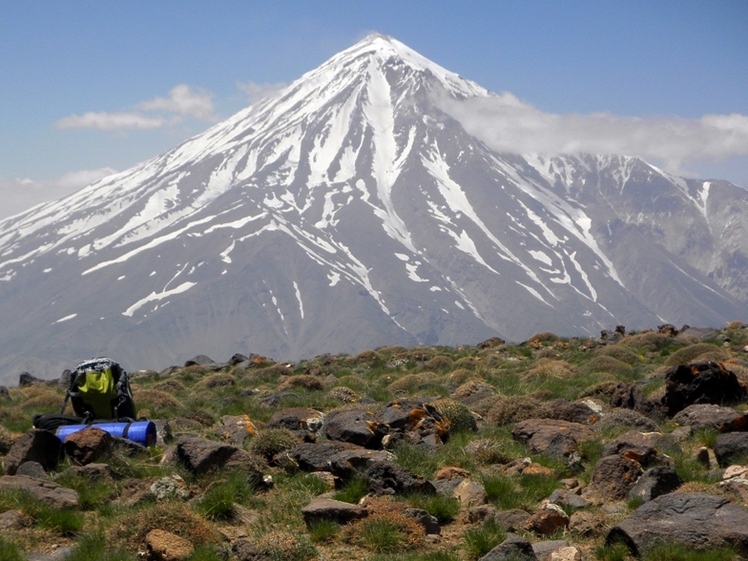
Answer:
138, 84, 215, 119
436, 92, 748, 176
0, 167, 116, 220
54, 84, 215, 130
55, 111, 167, 130
237, 81, 287, 103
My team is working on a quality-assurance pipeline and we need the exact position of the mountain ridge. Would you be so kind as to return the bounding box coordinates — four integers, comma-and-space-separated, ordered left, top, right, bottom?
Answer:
0, 34, 746, 384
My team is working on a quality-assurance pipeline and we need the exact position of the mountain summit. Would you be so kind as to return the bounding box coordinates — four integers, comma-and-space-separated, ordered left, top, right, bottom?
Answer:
1, 34, 747, 382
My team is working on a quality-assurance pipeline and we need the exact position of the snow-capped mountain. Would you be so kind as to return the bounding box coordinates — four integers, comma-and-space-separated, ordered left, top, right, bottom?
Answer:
1, 34, 747, 383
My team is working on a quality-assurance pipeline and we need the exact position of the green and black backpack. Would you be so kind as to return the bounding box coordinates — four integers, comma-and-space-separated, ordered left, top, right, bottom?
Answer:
61, 358, 136, 421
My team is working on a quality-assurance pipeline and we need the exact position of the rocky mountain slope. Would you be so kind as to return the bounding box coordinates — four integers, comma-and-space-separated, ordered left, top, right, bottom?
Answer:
3, 324, 748, 560
1, 34, 747, 384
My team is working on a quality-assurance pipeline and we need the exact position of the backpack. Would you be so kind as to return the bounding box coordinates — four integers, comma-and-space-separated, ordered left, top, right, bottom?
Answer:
61, 358, 136, 421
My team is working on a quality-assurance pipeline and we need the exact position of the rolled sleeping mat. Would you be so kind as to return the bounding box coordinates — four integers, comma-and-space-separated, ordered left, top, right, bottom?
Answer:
55, 420, 157, 447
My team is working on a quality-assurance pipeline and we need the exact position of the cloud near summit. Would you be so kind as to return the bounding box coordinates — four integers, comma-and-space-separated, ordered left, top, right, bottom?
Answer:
55, 84, 216, 130
437, 92, 748, 177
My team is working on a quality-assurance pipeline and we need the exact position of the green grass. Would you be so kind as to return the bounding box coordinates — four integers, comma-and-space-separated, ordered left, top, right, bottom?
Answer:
306, 519, 340, 543
195, 472, 255, 520
595, 542, 631, 561
187, 544, 226, 561
481, 472, 559, 511
0, 488, 83, 535
59, 531, 132, 561
403, 491, 460, 523
354, 518, 409, 553
333, 475, 369, 504
54, 470, 117, 510
366, 552, 461, 561
462, 517, 507, 560
641, 542, 739, 561
0, 536, 25, 561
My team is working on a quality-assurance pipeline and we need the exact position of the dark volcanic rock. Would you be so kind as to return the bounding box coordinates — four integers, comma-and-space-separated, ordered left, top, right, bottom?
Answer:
404, 508, 440, 535
0, 475, 78, 508
714, 432, 748, 468
662, 361, 746, 416
601, 431, 671, 468
364, 460, 435, 495
286, 441, 360, 471
63, 427, 113, 465
175, 437, 264, 483
478, 535, 537, 561
301, 497, 367, 525
540, 398, 599, 424
609, 382, 666, 421
512, 419, 595, 453
672, 403, 748, 433
324, 409, 385, 448
1, 429, 62, 475
585, 455, 643, 501
627, 466, 683, 503
606, 492, 748, 555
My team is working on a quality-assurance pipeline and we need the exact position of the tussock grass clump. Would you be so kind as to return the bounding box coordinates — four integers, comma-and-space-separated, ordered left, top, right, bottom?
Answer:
462, 517, 507, 559
278, 375, 324, 391
249, 427, 301, 463
485, 395, 545, 426
195, 373, 234, 389
593, 345, 641, 364
422, 355, 453, 371
254, 530, 317, 561
132, 389, 184, 411
345, 504, 424, 553
429, 398, 478, 433
111, 502, 221, 549
665, 343, 724, 365
586, 355, 632, 373
195, 472, 255, 520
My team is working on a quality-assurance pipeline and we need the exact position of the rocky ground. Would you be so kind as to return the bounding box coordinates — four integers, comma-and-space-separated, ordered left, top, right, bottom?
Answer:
4, 323, 748, 560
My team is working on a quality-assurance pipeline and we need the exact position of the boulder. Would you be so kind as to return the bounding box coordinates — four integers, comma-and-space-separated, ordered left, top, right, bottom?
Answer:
266, 408, 323, 440
609, 383, 666, 421
584, 455, 643, 501
511, 419, 595, 453
286, 441, 360, 471
328, 448, 395, 481
714, 432, 748, 468
184, 354, 216, 367
231, 539, 263, 561
214, 414, 257, 445
0, 509, 31, 530
531, 541, 571, 561
324, 409, 385, 448
364, 460, 435, 495
300, 498, 366, 525
524, 503, 569, 535
662, 361, 746, 416
541, 398, 599, 424
1, 428, 62, 475
15, 461, 47, 479
453, 479, 487, 506
63, 426, 113, 465
548, 488, 590, 509
672, 403, 748, 433
0, 475, 78, 508
479, 535, 537, 561
627, 466, 683, 503
0, 385, 9, 400
601, 431, 671, 467
175, 437, 264, 483
606, 492, 748, 555
404, 508, 440, 534
145, 529, 194, 561
593, 408, 658, 434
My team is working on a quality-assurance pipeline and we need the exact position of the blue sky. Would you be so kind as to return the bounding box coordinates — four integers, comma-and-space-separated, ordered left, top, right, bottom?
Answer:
1, 0, 747, 217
